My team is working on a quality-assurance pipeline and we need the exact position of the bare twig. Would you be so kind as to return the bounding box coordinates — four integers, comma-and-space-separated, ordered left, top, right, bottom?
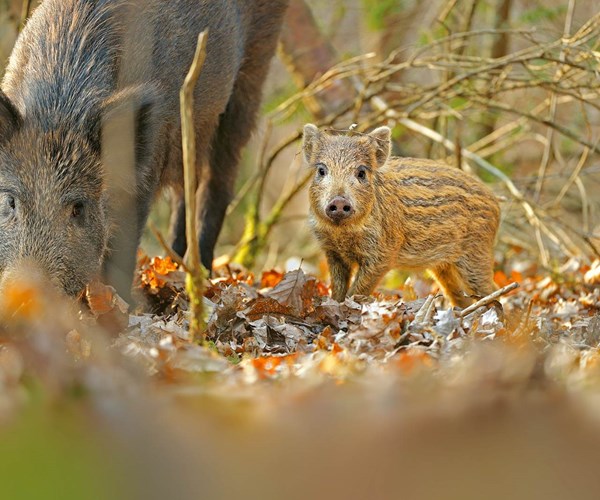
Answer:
533, 0, 577, 201
148, 223, 189, 273
552, 145, 591, 207
180, 30, 208, 340
462, 305, 490, 326
459, 282, 520, 318
467, 97, 600, 154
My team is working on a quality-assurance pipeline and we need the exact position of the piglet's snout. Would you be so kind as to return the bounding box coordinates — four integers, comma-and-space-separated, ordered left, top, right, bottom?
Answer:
325, 196, 354, 222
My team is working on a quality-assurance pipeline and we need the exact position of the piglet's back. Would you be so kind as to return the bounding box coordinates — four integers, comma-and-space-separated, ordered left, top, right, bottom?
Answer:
381, 157, 500, 233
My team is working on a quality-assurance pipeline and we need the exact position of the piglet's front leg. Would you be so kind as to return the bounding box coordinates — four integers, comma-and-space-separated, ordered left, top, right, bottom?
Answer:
326, 250, 352, 302
348, 260, 389, 298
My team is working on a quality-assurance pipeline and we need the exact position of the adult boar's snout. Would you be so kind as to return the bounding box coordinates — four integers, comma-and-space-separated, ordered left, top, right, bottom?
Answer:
0, 259, 55, 293
1, 254, 86, 299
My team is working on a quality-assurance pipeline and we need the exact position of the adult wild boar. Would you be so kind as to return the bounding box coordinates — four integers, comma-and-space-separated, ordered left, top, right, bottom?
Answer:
0, 0, 287, 299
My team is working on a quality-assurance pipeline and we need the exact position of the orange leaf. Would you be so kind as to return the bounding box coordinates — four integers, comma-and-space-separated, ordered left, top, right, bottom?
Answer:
394, 351, 434, 374
260, 269, 284, 288
1, 283, 40, 319
252, 356, 282, 378
244, 297, 294, 321
316, 281, 330, 297
510, 270, 523, 283
85, 281, 129, 334
153, 256, 178, 275
86, 281, 116, 315
494, 270, 509, 288
314, 326, 334, 351
494, 270, 522, 288
141, 256, 179, 289
331, 342, 343, 354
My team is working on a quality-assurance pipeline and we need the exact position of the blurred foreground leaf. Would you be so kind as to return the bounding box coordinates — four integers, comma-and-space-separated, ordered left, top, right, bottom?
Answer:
0, 405, 131, 500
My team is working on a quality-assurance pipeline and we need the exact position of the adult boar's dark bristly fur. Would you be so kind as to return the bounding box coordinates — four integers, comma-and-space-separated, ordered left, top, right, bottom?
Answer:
0, 0, 287, 300
304, 124, 500, 308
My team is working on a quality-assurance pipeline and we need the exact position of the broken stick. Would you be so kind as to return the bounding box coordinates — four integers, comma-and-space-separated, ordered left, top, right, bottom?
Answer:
458, 282, 519, 318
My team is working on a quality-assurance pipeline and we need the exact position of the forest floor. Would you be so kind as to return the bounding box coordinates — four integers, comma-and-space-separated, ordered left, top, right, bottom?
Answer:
2, 253, 600, 499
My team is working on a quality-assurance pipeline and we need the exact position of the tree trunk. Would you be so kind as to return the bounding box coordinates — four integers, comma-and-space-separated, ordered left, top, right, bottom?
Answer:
279, 0, 355, 118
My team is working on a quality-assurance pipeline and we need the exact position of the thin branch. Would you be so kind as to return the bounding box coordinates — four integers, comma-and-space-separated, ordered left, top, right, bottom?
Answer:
534, 0, 577, 201
459, 282, 520, 318
180, 30, 208, 340
469, 96, 600, 154
148, 223, 189, 273
181, 31, 208, 272
552, 146, 591, 207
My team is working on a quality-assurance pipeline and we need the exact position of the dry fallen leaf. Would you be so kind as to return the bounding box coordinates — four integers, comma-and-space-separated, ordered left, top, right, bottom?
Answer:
260, 269, 285, 288
584, 260, 600, 285
85, 281, 129, 334
140, 256, 180, 290
264, 268, 308, 314
393, 350, 435, 374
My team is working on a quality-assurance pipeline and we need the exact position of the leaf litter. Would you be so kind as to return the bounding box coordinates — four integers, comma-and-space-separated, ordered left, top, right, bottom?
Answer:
0, 254, 598, 395
100, 255, 600, 390
2, 253, 600, 497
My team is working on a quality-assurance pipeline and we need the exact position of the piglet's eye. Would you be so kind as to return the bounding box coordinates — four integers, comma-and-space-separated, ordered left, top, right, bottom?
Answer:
316, 163, 328, 177
356, 166, 368, 180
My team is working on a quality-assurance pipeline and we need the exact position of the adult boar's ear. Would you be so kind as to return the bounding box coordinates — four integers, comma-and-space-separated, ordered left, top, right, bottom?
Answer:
303, 123, 322, 163
88, 84, 160, 172
0, 90, 22, 140
369, 126, 391, 168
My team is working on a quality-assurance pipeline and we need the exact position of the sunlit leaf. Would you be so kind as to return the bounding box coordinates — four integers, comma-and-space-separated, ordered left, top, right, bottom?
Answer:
260, 269, 284, 288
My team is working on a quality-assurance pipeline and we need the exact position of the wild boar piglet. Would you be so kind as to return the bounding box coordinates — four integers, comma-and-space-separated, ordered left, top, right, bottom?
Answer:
304, 124, 500, 307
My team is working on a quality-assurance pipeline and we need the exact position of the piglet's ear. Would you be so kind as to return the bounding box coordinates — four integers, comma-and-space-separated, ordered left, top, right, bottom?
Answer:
302, 123, 322, 163
0, 90, 22, 140
369, 126, 391, 168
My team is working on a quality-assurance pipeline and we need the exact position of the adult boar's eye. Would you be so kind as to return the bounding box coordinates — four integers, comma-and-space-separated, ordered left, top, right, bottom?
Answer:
316, 163, 328, 177
71, 201, 85, 220
0, 192, 16, 221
